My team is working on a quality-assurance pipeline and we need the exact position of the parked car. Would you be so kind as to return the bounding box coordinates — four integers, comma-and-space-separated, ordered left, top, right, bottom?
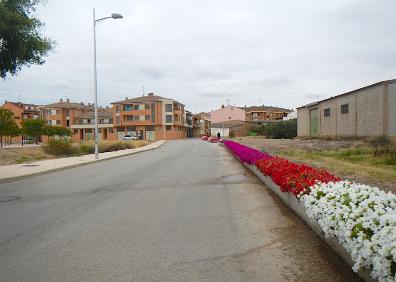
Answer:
122, 135, 137, 140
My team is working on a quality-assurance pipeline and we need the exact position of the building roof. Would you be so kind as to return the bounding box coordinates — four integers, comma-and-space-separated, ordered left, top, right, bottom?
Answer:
297, 79, 396, 109
75, 110, 112, 119
211, 120, 246, 128
112, 93, 184, 106
41, 100, 93, 109
241, 105, 292, 113
3, 101, 40, 111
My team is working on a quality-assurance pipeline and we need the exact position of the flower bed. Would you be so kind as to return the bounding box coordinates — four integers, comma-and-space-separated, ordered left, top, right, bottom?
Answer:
223, 140, 272, 165
299, 181, 396, 282
256, 156, 340, 196
222, 140, 396, 281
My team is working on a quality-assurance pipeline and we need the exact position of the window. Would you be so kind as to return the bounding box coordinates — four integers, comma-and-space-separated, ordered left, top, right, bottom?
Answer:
126, 115, 134, 121
116, 106, 120, 113
124, 104, 133, 111
47, 120, 51, 125
139, 104, 145, 110
341, 104, 349, 114
145, 104, 150, 110
116, 116, 120, 124
151, 114, 155, 123
324, 108, 331, 117
56, 120, 61, 125
140, 115, 145, 121
166, 125, 172, 131
134, 116, 140, 121
145, 115, 150, 121
66, 120, 70, 127
166, 115, 173, 123
146, 126, 155, 131
73, 129, 78, 134
165, 104, 173, 112
134, 105, 139, 110
65, 110, 70, 117
127, 126, 136, 131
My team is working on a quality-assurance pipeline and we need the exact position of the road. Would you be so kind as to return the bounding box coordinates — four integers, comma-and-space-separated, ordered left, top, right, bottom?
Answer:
0, 139, 359, 281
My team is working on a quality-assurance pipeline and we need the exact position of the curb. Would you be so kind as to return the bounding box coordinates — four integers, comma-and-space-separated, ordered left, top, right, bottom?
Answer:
224, 147, 375, 282
0, 141, 167, 185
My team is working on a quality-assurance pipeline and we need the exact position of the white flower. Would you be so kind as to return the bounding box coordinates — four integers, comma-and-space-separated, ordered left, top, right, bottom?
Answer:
300, 181, 396, 282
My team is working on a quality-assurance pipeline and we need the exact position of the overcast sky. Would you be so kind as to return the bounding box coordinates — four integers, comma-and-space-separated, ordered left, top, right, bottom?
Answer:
1, 0, 396, 112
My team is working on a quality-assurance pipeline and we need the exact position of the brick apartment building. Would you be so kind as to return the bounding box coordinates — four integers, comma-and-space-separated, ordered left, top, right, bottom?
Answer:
243, 106, 291, 123
40, 99, 94, 128
70, 108, 116, 142
192, 112, 211, 137
111, 93, 187, 141
1, 101, 41, 142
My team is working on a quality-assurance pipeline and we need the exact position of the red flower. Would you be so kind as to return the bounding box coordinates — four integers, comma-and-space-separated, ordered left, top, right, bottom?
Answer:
256, 157, 340, 196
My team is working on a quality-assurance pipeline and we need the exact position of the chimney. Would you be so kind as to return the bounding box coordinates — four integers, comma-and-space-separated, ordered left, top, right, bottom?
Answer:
148, 93, 154, 96
60, 98, 63, 102
67, 98, 70, 103
80, 102, 84, 105
125, 97, 128, 100
221, 104, 225, 108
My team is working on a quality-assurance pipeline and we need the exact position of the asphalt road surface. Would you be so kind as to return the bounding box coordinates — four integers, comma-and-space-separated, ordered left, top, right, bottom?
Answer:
0, 139, 359, 281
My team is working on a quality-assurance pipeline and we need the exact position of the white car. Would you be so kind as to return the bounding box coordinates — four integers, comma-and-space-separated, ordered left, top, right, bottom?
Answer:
122, 135, 137, 140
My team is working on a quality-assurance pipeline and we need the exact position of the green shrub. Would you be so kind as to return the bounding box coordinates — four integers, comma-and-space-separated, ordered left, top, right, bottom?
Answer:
261, 118, 297, 139
78, 141, 136, 154
43, 139, 78, 156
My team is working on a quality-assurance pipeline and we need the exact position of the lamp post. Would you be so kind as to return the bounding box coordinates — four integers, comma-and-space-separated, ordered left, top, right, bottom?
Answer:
93, 8, 123, 159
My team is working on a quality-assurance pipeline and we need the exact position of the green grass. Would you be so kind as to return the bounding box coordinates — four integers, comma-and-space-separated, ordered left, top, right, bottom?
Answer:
279, 146, 396, 186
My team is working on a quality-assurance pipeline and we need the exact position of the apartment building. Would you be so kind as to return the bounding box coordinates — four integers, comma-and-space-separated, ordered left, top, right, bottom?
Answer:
1, 101, 41, 142
297, 79, 396, 139
40, 99, 93, 129
111, 93, 187, 140
186, 111, 193, 138
192, 112, 211, 137
1, 101, 40, 127
70, 109, 115, 142
243, 106, 291, 123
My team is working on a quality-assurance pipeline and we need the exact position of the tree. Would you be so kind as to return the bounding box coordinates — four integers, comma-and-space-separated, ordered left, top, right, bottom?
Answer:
22, 119, 45, 144
0, 0, 55, 78
0, 108, 18, 148
43, 126, 71, 139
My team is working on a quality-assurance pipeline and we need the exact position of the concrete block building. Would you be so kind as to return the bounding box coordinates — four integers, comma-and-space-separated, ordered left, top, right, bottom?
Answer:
297, 79, 396, 139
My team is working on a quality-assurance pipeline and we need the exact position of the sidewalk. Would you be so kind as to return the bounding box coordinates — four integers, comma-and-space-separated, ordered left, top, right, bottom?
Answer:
0, 140, 166, 183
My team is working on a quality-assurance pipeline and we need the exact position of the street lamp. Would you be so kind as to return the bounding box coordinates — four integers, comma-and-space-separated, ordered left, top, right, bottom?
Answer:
93, 8, 123, 160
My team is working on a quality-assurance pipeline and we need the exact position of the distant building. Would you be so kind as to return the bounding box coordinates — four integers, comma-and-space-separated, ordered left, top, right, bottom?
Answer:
40, 99, 93, 129
70, 109, 115, 142
283, 110, 297, 120
297, 79, 396, 139
1, 101, 40, 143
1, 101, 40, 127
243, 105, 291, 123
192, 113, 211, 137
186, 111, 193, 138
210, 120, 247, 137
111, 93, 187, 140
210, 105, 245, 123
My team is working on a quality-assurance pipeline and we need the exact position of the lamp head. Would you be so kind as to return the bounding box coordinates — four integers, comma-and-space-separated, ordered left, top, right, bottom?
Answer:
111, 13, 123, 19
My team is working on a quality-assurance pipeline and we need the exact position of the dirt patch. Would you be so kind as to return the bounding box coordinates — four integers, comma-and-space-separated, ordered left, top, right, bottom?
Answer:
0, 146, 54, 166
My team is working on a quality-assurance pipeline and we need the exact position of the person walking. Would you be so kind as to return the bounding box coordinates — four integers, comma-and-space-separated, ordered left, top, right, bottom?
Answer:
217, 132, 221, 139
